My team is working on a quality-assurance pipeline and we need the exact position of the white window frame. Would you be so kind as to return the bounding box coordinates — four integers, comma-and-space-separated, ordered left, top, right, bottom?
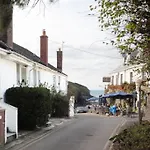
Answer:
33, 69, 37, 86
120, 74, 123, 85
116, 74, 119, 85
16, 64, 27, 85
58, 76, 61, 91
53, 75, 56, 88
37, 71, 41, 86
16, 64, 20, 85
111, 76, 114, 85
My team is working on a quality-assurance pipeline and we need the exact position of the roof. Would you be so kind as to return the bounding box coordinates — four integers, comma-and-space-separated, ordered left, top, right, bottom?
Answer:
0, 41, 67, 76
109, 65, 128, 74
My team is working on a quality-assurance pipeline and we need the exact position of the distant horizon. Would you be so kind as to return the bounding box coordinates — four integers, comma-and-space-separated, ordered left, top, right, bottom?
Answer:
90, 90, 104, 97
89, 89, 104, 91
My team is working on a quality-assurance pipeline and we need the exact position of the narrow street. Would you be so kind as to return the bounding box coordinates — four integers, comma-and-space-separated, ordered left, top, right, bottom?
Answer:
15, 114, 123, 150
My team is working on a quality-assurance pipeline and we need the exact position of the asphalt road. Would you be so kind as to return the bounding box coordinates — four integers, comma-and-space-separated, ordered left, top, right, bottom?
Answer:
20, 114, 123, 150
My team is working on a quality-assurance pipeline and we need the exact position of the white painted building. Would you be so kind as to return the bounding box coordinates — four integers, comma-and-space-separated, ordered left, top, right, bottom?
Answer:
110, 64, 144, 85
109, 53, 144, 85
0, 30, 68, 143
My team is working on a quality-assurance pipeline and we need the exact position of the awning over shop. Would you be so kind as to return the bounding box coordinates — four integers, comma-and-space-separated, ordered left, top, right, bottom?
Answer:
102, 91, 133, 98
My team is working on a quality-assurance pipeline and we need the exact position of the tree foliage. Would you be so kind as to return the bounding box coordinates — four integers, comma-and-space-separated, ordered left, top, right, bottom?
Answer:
90, 0, 150, 75
0, 0, 58, 43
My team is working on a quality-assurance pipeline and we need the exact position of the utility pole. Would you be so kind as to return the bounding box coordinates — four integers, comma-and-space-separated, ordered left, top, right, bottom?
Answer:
61, 41, 64, 51
138, 86, 142, 124
136, 80, 142, 124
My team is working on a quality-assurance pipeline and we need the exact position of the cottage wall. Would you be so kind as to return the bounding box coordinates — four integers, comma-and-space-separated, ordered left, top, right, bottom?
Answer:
110, 65, 143, 85
0, 56, 16, 101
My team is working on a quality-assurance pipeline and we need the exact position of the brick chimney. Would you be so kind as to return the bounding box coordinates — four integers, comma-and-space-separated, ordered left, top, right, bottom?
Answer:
57, 48, 63, 72
0, 9, 13, 48
7, 19, 13, 48
40, 29, 48, 65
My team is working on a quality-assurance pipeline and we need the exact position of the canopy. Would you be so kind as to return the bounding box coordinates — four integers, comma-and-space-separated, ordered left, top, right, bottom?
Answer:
102, 91, 133, 98
87, 97, 99, 101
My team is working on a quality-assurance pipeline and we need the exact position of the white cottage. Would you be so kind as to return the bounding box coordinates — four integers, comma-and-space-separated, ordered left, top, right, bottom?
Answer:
0, 30, 68, 143
109, 53, 144, 86
110, 64, 144, 85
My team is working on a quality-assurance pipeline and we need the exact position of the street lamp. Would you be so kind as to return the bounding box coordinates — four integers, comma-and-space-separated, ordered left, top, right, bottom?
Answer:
132, 90, 137, 110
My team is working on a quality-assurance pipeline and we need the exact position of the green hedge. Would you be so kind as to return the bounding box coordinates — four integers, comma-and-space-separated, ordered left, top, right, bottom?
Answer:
51, 93, 69, 118
5, 87, 51, 130
110, 121, 150, 150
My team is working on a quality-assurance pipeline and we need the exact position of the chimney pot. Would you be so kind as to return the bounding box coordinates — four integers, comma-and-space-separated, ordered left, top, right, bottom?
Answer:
43, 29, 46, 36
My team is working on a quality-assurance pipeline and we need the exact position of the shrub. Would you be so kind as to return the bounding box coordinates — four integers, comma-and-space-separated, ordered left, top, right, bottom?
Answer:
110, 121, 150, 150
5, 87, 51, 130
51, 92, 69, 118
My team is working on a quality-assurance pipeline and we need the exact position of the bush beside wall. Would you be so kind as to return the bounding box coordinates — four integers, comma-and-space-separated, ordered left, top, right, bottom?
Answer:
5, 87, 51, 130
110, 121, 150, 150
51, 93, 69, 118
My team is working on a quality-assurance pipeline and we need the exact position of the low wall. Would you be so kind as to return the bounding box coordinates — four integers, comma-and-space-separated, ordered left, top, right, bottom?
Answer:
0, 102, 18, 143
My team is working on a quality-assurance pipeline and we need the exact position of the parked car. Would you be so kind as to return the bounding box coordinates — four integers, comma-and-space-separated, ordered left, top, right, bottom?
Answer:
75, 106, 88, 113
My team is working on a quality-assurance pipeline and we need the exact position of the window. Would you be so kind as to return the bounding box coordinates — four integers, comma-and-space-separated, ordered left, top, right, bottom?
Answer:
130, 72, 133, 83
33, 69, 37, 86
37, 71, 40, 85
58, 76, 61, 85
58, 76, 61, 90
111, 76, 114, 85
53, 75, 56, 88
120, 74, 123, 84
16, 64, 20, 84
116, 74, 119, 85
21, 67, 27, 82
16, 64, 27, 85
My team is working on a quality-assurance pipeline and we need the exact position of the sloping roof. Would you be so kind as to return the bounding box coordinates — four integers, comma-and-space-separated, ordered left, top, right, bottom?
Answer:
13, 43, 59, 72
0, 41, 67, 76
109, 65, 128, 74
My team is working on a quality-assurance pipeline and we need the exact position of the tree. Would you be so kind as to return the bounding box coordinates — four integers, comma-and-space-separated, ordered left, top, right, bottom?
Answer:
90, 0, 150, 76
0, 0, 58, 45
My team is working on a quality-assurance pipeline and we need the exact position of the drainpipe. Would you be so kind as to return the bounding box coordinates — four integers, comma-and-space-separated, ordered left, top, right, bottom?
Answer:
28, 64, 36, 86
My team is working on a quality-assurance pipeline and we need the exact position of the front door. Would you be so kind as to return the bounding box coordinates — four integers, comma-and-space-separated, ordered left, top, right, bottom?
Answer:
0, 109, 5, 145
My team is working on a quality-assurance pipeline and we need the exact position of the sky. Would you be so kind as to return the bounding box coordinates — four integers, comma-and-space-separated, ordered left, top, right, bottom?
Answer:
13, 0, 123, 90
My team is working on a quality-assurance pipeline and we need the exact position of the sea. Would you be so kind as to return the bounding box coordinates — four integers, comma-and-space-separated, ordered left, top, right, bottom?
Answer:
90, 90, 104, 98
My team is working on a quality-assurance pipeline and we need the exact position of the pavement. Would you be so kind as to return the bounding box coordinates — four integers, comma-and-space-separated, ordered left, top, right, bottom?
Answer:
3, 118, 73, 150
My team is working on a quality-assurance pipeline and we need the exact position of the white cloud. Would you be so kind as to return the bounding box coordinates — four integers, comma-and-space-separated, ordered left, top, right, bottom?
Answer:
13, 0, 122, 90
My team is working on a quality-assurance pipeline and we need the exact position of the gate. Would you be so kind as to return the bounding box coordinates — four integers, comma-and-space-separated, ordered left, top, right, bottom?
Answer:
0, 109, 5, 145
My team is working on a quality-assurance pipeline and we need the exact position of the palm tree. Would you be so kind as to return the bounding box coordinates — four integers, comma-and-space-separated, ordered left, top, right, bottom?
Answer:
0, 0, 57, 46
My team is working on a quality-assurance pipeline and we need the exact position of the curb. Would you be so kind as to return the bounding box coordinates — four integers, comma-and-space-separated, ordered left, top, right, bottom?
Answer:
4, 118, 74, 150
103, 118, 127, 150
5, 125, 55, 150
